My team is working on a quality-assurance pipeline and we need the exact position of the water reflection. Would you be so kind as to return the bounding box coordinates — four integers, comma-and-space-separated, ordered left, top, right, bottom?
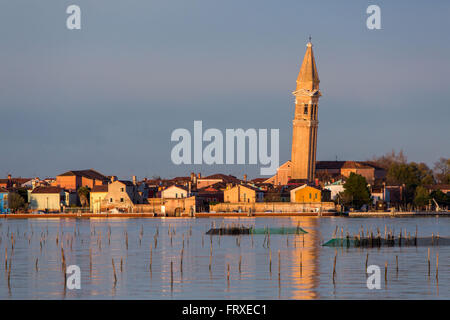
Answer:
0, 217, 448, 299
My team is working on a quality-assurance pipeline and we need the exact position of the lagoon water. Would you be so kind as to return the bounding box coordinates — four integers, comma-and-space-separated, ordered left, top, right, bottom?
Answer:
0, 216, 448, 299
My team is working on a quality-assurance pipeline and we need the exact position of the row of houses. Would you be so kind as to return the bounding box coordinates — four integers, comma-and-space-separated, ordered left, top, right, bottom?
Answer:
1, 169, 333, 215
3, 166, 449, 215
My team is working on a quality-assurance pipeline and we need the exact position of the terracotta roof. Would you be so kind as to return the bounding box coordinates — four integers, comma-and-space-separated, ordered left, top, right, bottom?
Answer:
92, 185, 108, 193
31, 186, 63, 194
118, 180, 134, 186
57, 169, 108, 181
201, 174, 240, 183
251, 178, 267, 183
170, 176, 191, 182
316, 161, 384, 170
0, 178, 32, 185
198, 182, 227, 192
230, 184, 262, 193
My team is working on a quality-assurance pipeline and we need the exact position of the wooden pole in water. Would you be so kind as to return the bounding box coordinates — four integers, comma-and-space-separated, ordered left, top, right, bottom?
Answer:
396, 255, 398, 274
278, 250, 281, 281
150, 246, 153, 272
7, 258, 11, 291
384, 261, 388, 283
170, 261, 173, 289
333, 252, 337, 282
415, 225, 418, 246
269, 249, 272, 273
436, 253, 439, 281
209, 244, 212, 271
227, 263, 230, 283
427, 248, 431, 277
180, 248, 184, 274
239, 255, 242, 274
300, 251, 302, 276
365, 253, 369, 270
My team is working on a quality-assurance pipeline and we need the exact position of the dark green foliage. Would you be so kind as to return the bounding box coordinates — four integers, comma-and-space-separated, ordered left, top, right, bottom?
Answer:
77, 186, 91, 207
8, 192, 25, 213
341, 173, 371, 209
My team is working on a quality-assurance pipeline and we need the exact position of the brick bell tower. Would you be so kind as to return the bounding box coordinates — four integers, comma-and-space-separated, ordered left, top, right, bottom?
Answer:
291, 39, 321, 182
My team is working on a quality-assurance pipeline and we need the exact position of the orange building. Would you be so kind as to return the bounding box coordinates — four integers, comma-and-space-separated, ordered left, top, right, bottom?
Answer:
52, 169, 109, 191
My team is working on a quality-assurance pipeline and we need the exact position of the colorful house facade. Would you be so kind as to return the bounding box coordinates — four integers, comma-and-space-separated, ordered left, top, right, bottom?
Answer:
0, 187, 9, 214
290, 185, 322, 203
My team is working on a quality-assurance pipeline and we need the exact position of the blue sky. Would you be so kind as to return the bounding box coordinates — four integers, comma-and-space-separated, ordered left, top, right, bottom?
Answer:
0, 0, 449, 179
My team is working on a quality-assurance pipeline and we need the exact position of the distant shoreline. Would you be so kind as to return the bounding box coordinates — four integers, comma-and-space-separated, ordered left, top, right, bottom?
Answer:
1, 211, 449, 219
1, 212, 335, 219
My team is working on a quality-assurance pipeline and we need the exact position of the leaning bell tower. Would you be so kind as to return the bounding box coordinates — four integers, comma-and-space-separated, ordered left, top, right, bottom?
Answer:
290, 39, 321, 182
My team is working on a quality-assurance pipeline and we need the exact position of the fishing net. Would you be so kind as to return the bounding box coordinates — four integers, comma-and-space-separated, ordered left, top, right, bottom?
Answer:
251, 227, 308, 235
322, 237, 450, 248
205, 225, 308, 235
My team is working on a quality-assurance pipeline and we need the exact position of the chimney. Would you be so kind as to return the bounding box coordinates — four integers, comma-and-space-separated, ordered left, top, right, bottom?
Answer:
132, 175, 137, 185
188, 181, 192, 196
197, 173, 201, 179
110, 176, 117, 183
7, 174, 12, 180
315, 178, 319, 186
243, 174, 247, 183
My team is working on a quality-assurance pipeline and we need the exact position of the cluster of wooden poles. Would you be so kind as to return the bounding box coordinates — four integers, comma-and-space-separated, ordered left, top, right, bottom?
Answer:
331, 225, 441, 287
1, 221, 308, 296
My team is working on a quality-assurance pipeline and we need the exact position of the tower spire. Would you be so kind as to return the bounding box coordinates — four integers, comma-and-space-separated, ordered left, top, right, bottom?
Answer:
295, 38, 320, 92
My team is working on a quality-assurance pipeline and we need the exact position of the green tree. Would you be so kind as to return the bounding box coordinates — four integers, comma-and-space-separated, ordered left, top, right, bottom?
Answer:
8, 192, 25, 213
433, 158, 450, 184
414, 186, 430, 208
342, 173, 371, 209
387, 162, 434, 203
77, 186, 91, 207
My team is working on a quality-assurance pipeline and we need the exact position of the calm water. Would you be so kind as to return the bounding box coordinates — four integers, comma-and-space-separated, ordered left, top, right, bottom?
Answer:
0, 216, 448, 299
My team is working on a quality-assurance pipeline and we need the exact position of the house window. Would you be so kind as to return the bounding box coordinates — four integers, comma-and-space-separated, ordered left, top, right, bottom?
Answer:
176, 193, 178, 198
315, 193, 318, 199
304, 104, 308, 114
120, 198, 124, 203
121, 188, 124, 192
110, 198, 113, 203
309, 193, 312, 199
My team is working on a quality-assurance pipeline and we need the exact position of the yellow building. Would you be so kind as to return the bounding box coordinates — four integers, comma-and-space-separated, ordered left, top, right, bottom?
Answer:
90, 185, 108, 213
290, 185, 321, 203
224, 184, 263, 203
